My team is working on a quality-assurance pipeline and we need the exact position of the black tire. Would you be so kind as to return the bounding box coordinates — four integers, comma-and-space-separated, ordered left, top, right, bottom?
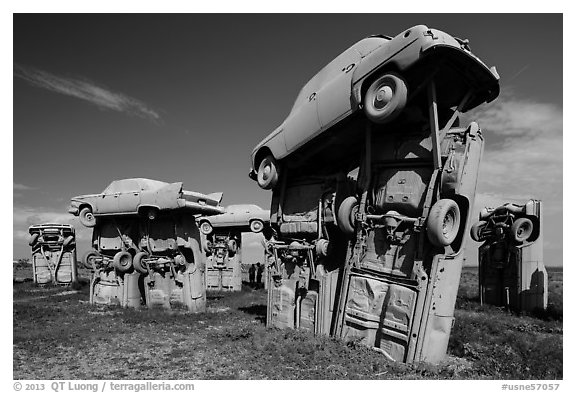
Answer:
82, 250, 100, 270
257, 155, 279, 190
364, 73, 408, 124
79, 206, 96, 228
143, 207, 159, 220
511, 218, 533, 243
113, 251, 133, 272
228, 239, 238, 256
337, 196, 359, 236
427, 199, 461, 247
470, 221, 487, 242
250, 219, 264, 233
62, 235, 75, 247
199, 221, 213, 235
133, 252, 148, 274
470, 221, 488, 242
28, 233, 39, 247
315, 239, 329, 257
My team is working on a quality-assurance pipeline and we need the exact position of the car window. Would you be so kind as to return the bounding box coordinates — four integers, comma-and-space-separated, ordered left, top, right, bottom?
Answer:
103, 179, 139, 193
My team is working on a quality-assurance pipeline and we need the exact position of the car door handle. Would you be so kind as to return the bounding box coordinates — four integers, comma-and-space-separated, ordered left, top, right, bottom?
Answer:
342, 63, 355, 73
308, 92, 316, 101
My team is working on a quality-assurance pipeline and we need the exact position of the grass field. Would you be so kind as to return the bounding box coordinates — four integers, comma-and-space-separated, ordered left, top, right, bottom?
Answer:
13, 264, 562, 380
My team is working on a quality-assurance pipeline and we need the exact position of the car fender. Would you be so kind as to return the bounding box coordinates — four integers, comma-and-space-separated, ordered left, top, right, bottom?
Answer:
140, 182, 181, 209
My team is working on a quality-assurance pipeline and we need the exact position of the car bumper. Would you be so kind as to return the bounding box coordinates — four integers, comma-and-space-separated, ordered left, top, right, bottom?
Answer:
68, 204, 80, 215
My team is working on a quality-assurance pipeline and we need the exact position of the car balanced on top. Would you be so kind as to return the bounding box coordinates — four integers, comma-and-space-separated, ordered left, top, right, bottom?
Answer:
249, 24, 498, 191
249, 24, 500, 364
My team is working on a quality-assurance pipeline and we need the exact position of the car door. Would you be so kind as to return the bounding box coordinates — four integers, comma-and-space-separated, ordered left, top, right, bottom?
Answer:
283, 93, 322, 153
316, 48, 362, 129
116, 179, 141, 213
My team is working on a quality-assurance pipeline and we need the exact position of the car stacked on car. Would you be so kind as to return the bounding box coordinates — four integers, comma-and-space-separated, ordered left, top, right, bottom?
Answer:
199, 204, 270, 291
70, 178, 224, 311
18, 24, 528, 367
470, 199, 547, 312
250, 25, 500, 363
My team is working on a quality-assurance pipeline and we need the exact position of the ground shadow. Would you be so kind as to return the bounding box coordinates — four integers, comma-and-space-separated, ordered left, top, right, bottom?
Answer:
239, 304, 267, 324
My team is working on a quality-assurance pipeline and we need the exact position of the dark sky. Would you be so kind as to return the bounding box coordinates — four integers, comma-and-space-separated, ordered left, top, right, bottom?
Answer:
13, 14, 563, 264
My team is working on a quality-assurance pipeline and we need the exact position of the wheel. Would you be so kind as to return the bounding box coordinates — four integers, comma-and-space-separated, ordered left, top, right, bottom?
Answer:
228, 239, 238, 256
113, 251, 133, 272
62, 235, 75, 247
143, 207, 159, 220
315, 239, 330, 257
28, 233, 39, 246
363, 73, 408, 124
511, 218, 533, 243
479, 207, 491, 220
470, 221, 487, 242
79, 206, 96, 227
337, 196, 359, 236
203, 239, 212, 254
427, 199, 461, 247
174, 254, 186, 266
257, 155, 279, 190
132, 252, 148, 274
82, 250, 100, 270
199, 221, 213, 235
249, 219, 264, 233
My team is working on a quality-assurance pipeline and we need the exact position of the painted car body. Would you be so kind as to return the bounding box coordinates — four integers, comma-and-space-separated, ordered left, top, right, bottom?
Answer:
199, 204, 270, 229
68, 178, 224, 218
249, 24, 499, 178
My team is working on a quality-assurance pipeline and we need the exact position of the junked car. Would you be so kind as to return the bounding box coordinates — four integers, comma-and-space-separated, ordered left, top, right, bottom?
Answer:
198, 204, 270, 235
29, 223, 77, 285
470, 200, 547, 312
249, 24, 499, 190
69, 178, 224, 227
251, 24, 500, 364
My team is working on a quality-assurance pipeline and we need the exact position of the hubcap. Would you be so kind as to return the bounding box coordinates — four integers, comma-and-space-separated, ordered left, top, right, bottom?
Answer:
262, 165, 271, 180
374, 85, 393, 110
443, 212, 455, 238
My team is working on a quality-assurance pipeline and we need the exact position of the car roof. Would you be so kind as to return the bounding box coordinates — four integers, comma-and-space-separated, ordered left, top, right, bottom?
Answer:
103, 178, 169, 193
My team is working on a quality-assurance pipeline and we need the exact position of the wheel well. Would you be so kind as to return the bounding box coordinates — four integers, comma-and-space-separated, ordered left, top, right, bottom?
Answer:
79, 203, 92, 213
360, 63, 402, 104
137, 205, 159, 214
254, 147, 274, 171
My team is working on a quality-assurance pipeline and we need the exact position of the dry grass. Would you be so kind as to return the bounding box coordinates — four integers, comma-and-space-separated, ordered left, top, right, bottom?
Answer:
13, 265, 562, 380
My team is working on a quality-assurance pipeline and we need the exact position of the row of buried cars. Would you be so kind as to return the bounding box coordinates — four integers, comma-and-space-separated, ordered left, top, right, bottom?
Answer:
30, 179, 271, 311
26, 25, 548, 365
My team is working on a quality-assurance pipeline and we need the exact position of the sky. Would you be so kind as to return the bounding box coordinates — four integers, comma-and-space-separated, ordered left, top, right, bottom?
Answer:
12, 13, 563, 266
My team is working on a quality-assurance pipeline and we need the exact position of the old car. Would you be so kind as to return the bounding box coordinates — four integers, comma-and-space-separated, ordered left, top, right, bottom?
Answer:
470, 200, 547, 312
198, 204, 270, 235
252, 24, 500, 364
69, 178, 224, 227
29, 223, 77, 285
249, 24, 499, 190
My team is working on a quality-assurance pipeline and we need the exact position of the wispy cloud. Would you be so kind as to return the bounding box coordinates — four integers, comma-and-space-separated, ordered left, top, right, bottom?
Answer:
463, 94, 562, 200
14, 182, 34, 191
462, 95, 562, 265
14, 63, 161, 122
